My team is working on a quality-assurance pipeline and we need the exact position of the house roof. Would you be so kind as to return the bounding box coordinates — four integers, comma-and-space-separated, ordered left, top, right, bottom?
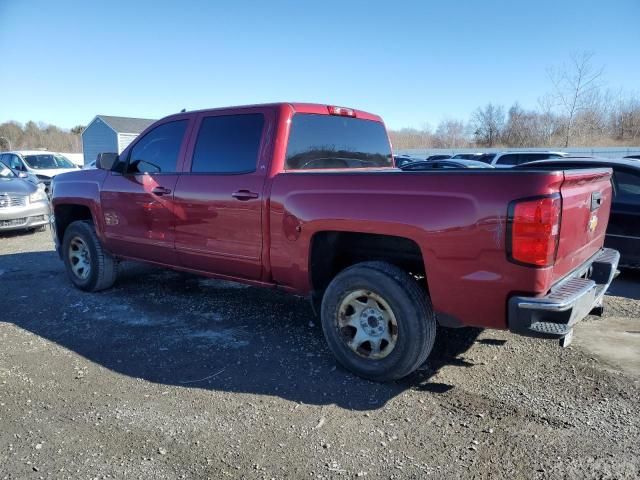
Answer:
96, 115, 156, 134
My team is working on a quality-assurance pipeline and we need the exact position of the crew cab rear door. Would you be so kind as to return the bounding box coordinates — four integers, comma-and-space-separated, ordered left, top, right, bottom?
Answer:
172, 108, 273, 280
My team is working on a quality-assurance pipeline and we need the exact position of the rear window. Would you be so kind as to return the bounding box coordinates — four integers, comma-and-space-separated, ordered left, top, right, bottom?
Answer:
285, 114, 392, 170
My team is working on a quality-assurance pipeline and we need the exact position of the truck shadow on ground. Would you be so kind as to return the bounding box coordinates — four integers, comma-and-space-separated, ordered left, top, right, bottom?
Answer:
3, 250, 485, 410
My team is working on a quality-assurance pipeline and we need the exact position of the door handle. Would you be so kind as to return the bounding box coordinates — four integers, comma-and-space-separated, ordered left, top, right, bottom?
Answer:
152, 186, 172, 196
232, 190, 259, 200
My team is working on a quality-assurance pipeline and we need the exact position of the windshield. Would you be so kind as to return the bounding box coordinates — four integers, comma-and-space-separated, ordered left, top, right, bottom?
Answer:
0, 161, 16, 178
23, 154, 75, 169
285, 114, 393, 170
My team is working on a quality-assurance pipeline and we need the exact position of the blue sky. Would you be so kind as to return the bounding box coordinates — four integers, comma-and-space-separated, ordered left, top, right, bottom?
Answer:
0, 0, 638, 130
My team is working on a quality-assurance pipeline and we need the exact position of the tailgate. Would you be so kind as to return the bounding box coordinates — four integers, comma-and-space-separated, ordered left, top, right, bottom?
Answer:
552, 168, 613, 283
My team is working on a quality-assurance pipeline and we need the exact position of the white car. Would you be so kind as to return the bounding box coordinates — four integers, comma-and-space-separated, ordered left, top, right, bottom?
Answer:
0, 150, 80, 192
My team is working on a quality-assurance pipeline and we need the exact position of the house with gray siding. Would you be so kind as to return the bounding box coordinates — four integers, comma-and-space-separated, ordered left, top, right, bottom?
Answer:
81, 115, 155, 165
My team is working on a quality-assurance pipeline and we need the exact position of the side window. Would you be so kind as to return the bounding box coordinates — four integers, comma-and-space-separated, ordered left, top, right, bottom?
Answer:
613, 170, 640, 205
497, 154, 519, 165
7, 154, 23, 170
531, 154, 555, 161
127, 120, 187, 174
191, 114, 264, 173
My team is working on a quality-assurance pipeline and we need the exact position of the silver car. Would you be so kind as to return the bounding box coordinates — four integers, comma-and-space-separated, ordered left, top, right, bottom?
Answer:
0, 161, 50, 232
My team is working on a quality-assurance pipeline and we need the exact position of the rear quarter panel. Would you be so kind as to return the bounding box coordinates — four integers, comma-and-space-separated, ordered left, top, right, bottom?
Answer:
269, 170, 567, 329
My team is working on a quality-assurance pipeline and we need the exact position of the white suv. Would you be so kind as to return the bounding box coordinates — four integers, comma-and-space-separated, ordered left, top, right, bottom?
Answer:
483, 151, 568, 168
0, 151, 79, 192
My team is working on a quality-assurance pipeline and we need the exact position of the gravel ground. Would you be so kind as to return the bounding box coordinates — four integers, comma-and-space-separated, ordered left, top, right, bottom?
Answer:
0, 229, 639, 479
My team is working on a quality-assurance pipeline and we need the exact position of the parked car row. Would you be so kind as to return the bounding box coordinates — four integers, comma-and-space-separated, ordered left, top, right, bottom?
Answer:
397, 151, 569, 168
0, 150, 80, 193
0, 160, 50, 233
400, 158, 494, 170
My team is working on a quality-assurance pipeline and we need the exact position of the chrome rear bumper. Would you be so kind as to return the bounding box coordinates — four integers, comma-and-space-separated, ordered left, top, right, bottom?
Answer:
508, 248, 620, 339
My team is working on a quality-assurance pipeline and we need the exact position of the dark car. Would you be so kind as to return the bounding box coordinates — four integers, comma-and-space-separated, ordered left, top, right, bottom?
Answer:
477, 153, 496, 164
400, 159, 495, 170
426, 154, 452, 161
393, 155, 423, 167
518, 157, 640, 268
451, 153, 485, 160
623, 155, 640, 160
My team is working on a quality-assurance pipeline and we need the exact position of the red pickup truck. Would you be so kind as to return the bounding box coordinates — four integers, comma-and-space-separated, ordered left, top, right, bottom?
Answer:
50, 103, 619, 381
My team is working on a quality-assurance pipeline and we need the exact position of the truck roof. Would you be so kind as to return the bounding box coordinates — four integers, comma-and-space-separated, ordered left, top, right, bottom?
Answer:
161, 102, 384, 123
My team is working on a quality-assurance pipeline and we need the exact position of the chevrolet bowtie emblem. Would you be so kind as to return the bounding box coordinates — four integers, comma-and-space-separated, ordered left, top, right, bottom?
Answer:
588, 214, 598, 233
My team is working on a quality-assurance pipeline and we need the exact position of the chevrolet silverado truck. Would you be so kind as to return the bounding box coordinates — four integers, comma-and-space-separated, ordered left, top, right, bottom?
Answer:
50, 103, 619, 381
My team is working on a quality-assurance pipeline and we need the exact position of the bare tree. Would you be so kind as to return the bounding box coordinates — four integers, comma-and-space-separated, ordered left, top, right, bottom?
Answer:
470, 103, 505, 146
388, 126, 434, 149
0, 136, 11, 151
502, 103, 542, 147
433, 120, 468, 148
610, 90, 640, 143
0, 121, 82, 152
548, 52, 605, 147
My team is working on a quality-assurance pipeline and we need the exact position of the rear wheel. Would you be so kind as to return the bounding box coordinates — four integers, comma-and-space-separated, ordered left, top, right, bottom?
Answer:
320, 261, 436, 382
62, 220, 117, 292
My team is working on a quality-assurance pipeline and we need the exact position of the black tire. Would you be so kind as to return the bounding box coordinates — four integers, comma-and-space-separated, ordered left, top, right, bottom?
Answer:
62, 220, 117, 292
320, 261, 436, 382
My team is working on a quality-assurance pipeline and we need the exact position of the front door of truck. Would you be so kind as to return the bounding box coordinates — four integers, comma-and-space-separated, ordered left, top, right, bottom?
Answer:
100, 118, 191, 264
173, 109, 272, 280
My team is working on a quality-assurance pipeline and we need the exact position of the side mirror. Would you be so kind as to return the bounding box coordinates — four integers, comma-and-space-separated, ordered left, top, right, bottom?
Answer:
96, 152, 118, 170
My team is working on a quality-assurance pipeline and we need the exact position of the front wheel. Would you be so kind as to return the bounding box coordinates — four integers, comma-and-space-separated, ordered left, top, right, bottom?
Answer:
62, 220, 117, 292
320, 261, 436, 382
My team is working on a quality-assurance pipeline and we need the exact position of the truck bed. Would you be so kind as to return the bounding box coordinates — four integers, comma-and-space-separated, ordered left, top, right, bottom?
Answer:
268, 168, 612, 330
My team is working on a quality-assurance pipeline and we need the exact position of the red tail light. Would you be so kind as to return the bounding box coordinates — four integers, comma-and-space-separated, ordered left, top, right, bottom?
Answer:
507, 195, 561, 267
327, 105, 356, 117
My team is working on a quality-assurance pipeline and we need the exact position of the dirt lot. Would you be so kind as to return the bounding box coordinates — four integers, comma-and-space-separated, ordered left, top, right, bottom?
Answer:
1, 229, 639, 479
